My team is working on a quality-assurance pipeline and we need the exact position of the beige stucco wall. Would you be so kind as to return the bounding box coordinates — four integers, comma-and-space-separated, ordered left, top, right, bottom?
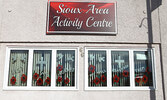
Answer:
0, 0, 166, 100
0, 0, 161, 43
0, 43, 164, 100
159, 0, 167, 100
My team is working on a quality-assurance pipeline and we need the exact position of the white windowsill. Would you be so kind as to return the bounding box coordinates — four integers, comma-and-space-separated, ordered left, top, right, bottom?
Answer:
85, 87, 156, 91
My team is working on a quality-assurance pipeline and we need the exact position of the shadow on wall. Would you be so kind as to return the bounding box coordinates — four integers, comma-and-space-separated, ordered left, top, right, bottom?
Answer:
151, 0, 162, 11
150, 90, 156, 100
146, 0, 162, 46
146, 0, 163, 100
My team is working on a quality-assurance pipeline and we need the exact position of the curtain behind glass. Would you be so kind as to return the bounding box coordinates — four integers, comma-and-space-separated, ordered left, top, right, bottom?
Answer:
56, 50, 75, 86
8, 50, 28, 86
88, 51, 107, 87
134, 51, 153, 86
32, 50, 52, 86
111, 51, 130, 86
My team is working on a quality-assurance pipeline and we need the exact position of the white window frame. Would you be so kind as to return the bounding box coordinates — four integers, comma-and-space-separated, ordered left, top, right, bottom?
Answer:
85, 47, 156, 90
3, 47, 79, 90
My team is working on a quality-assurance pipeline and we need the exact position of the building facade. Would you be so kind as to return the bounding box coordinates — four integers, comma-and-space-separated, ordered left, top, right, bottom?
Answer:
0, 0, 166, 100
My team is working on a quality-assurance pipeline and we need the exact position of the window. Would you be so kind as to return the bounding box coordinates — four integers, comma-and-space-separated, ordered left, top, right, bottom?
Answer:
88, 50, 107, 87
32, 50, 52, 86
4, 47, 78, 90
111, 51, 130, 86
56, 50, 75, 86
85, 48, 155, 90
134, 51, 153, 86
8, 50, 29, 86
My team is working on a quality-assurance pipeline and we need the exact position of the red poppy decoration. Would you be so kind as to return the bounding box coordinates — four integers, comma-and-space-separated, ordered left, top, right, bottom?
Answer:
33, 73, 39, 80
21, 74, 27, 83
113, 75, 120, 83
37, 78, 43, 86
10, 76, 16, 85
57, 64, 63, 71
94, 77, 100, 85
123, 70, 129, 77
146, 67, 150, 74
45, 77, 51, 85
101, 75, 106, 83
135, 76, 141, 83
57, 77, 62, 82
64, 78, 70, 84
89, 65, 95, 73
142, 75, 148, 84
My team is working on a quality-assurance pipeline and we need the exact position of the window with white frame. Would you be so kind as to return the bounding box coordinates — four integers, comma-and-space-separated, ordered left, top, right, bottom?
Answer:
32, 50, 52, 86
4, 47, 78, 90
111, 51, 130, 87
56, 50, 76, 87
8, 50, 29, 86
134, 51, 153, 86
85, 48, 155, 90
88, 51, 107, 87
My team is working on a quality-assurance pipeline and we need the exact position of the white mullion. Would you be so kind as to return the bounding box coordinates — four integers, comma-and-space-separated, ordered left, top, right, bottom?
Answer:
107, 49, 112, 88
85, 49, 88, 90
151, 49, 156, 89
51, 50, 56, 87
75, 49, 78, 89
129, 50, 135, 88
3, 48, 11, 89
27, 49, 33, 88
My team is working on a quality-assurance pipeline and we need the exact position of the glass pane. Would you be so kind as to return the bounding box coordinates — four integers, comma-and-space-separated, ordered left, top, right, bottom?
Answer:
88, 51, 107, 87
134, 51, 153, 86
32, 50, 52, 86
56, 50, 75, 86
8, 50, 28, 86
111, 51, 130, 86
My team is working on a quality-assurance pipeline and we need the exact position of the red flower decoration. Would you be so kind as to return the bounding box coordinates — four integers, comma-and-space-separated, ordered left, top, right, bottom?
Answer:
142, 75, 148, 84
45, 77, 51, 85
146, 67, 150, 74
21, 74, 27, 83
93, 77, 100, 85
123, 70, 129, 77
10, 76, 16, 85
135, 76, 141, 83
101, 75, 106, 83
89, 65, 95, 73
57, 64, 63, 71
113, 75, 120, 83
33, 73, 39, 80
57, 77, 62, 82
37, 78, 43, 86
64, 78, 70, 84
